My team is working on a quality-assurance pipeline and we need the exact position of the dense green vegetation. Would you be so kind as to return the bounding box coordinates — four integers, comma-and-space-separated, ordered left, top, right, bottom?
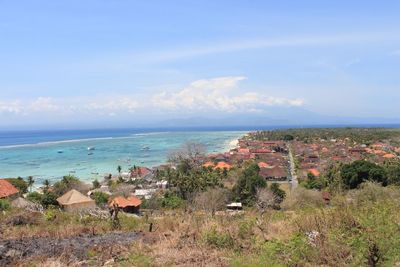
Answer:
6, 177, 28, 194
249, 127, 400, 145
233, 163, 266, 205
303, 159, 400, 190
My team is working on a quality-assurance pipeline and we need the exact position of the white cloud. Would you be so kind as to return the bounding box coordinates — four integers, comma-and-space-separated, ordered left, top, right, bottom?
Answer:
151, 76, 303, 112
29, 97, 59, 112
0, 77, 304, 118
0, 100, 22, 114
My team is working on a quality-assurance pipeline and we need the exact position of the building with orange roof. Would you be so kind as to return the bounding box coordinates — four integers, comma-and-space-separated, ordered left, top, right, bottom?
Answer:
308, 168, 320, 177
383, 153, 396, 159
0, 179, 19, 199
214, 161, 232, 170
203, 161, 215, 168
257, 162, 270, 168
109, 195, 142, 213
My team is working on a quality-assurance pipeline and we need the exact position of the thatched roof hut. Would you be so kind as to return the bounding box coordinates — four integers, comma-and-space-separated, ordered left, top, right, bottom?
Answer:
57, 189, 96, 212
11, 197, 37, 209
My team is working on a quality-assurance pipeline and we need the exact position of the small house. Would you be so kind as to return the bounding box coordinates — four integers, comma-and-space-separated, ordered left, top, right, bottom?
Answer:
109, 195, 142, 214
0, 179, 19, 199
57, 189, 96, 212
226, 202, 243, 210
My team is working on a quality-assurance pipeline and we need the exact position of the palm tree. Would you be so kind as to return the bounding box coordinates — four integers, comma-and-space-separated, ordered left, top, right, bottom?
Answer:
27, 176, 35, 192
43, 179, 51, 192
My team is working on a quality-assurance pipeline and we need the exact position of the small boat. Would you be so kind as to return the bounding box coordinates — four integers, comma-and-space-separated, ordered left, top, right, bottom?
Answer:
57, 150, 64, 154
88, 152, 94, 155
140, 146, 150, 151
87, 147, 95, 151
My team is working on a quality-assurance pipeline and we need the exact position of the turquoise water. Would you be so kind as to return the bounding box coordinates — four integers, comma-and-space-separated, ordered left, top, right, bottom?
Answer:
0, 131, 245, 185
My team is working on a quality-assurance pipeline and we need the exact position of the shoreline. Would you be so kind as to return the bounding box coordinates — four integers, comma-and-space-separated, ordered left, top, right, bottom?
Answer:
1, 131, 246, 187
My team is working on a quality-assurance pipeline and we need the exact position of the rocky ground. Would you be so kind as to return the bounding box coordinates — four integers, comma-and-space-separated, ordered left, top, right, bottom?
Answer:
0, 231, 141, 266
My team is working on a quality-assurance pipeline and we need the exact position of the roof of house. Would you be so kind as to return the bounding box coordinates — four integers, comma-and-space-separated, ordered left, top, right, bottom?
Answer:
260, 166, 287, 178
57, 189, 95, 206
203, 161, 215, 168
383, 153, 396, 159
308, 169, 321, 177
214, 161, 232, 170
257, 162, 270, 168
130, 166, 152, 177
11, 197, 36, 209
0, 179, 19, 198
109, 195, 141, 208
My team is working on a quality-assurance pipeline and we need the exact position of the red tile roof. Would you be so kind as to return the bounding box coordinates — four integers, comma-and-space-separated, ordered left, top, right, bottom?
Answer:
0, 179, 19, 198
308, 169, 320, 177
130, 167, 151, 177
203, 161, 215, 168
383, 153, 396, 159
214, 162, 232, 170
257, 162, 270, 168
109, 195, 141, 208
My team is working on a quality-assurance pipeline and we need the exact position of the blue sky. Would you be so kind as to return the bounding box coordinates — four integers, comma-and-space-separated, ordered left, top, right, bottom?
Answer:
1, 1, 400, 128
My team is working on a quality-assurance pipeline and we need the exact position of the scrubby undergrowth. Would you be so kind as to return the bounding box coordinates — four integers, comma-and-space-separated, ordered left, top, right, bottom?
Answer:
1, 183, 399, 266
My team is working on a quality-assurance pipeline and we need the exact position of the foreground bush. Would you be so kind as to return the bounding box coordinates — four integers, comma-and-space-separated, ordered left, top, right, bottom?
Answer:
0, 199, 11, 211
281, 187, 325, 210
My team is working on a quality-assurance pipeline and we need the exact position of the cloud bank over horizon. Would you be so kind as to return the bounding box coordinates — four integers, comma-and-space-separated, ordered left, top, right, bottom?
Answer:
0, 76, 304, 122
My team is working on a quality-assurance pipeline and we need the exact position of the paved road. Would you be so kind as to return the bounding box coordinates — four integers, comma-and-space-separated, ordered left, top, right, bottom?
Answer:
288, 143, 298, 190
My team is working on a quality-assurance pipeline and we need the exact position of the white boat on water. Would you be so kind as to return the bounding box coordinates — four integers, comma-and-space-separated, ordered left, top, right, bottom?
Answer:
87, 147, 95, 151
140, 146, 150, 151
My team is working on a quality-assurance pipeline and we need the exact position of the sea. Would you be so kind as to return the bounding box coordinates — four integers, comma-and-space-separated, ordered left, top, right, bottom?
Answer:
0, 128, 247, 186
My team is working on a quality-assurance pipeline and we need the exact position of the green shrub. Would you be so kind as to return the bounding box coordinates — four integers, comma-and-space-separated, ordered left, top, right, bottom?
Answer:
161, 192, 185, 209
26, 191, 43, 203
43, 209, 57, 221
203, 227, 235, 249
41, 192, 58, 208
92, 191, 109, 206
0, 199, 11, 211
6, 177, 28, 193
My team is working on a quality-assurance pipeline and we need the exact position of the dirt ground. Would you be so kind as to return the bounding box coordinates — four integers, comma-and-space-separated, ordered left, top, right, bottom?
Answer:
0, 231, 141, 266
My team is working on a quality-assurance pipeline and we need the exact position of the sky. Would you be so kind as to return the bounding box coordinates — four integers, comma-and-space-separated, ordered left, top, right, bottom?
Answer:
0, 0, 400, 129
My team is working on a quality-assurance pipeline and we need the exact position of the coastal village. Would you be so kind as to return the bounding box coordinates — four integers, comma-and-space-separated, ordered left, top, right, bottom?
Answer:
1, 128, 400, 265
2, 130, 399, 214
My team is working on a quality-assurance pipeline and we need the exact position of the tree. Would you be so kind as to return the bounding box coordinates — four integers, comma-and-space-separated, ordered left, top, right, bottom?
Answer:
270, 183, 286, 205
194, 187, 229, 216
27, 176, 35, 192
43, 179, 51, 192
302, 172, 326, 190
53, 175, 87, 197
6, 177, 28, 194
26, 192, 43, 203
168, 141, 206, 166
234, 163, 266, 206
341, 160, 387, 189
92, 179, 100, 189
166, 159, 224, 200
256, 188, 276, 211
92, 192, 109, 206
41, 192, 58, 208
384, 161, 400, 185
